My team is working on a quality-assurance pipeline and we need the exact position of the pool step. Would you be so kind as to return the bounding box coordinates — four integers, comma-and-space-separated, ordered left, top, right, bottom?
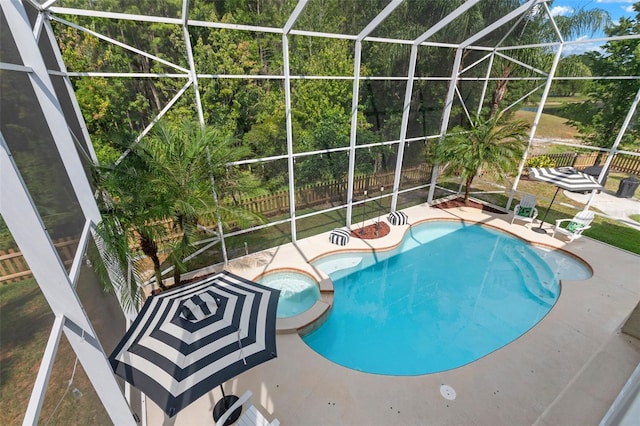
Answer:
503, 244, 557, 306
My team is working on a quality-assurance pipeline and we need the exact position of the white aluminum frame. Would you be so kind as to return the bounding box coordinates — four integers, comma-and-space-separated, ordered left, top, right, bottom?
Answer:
346, 0, 403, 227
1, 135, 133, 425
2, 1, 134, 424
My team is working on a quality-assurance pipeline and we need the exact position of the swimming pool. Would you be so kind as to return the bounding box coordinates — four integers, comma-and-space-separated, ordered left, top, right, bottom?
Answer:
257, 271, 320, 318
305, 221, 585, 375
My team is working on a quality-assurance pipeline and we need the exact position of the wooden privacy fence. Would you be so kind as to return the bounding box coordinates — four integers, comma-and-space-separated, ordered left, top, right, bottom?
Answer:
2, 165, 431, 284
0, 236, 78, 284
612, 154, 640, 174
238, 164, 431, 217
530, 152, 640, 175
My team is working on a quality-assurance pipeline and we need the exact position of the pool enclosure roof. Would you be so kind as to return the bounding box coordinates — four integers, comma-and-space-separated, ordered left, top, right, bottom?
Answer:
1, 0, 639, 424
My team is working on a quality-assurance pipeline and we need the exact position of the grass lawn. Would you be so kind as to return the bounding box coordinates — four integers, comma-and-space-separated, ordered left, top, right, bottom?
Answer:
469, 174, 640, 255
513, 110, 579, 140
0, 280, 110, 425
542, 94, 590, 105
185, 195, 416, 271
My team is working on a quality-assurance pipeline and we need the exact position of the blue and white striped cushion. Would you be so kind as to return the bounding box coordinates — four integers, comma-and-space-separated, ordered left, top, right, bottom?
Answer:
387, 211, 408, 226
329, 228, 351, 246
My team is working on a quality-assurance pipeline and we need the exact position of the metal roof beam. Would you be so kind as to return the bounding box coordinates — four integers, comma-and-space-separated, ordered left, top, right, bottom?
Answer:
181, 0, 189, 26
414, 0, 482, 45
461, 0, 538, 48
281, 0, 310, 240
347, 0, 403, 226
49, 15, 190, 73
283, 0, 310, 35
494, 51, 548, 76
459, 51, 492, 75
357, 0, 403, 42
542, 1, 563, 43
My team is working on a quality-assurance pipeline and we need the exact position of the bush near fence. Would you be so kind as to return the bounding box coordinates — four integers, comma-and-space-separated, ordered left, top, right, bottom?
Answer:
1, 165, 431, 284
528, 152, 640, 174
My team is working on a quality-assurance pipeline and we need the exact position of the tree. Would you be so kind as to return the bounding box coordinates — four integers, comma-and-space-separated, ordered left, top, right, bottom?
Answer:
554, 55, 592, 96
93, 148, 168, 309
430, 115, 529, 204
94, 120, 261, 305
487, 4, 609, 118
564, 3, 640, 150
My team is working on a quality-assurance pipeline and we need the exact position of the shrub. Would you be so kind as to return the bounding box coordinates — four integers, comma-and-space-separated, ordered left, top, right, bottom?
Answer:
526, 155, 556, 168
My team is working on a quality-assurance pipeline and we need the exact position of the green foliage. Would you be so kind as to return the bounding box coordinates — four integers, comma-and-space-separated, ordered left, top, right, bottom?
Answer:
93, 120, 262, 304
430, 115, 530, 204
0, 216, 14, 251
526, 155, 557, 168
50, 0, 636, 213
194, 27, 267, 136
563, 4, 640, 150
485, 5, 608, 118
553, 55, 592, 96
53, 0, 195, 164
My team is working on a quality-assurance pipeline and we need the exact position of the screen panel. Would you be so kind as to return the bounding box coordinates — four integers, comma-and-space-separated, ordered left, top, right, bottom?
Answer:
1, 70, 84, 267
0, 9, 23, 65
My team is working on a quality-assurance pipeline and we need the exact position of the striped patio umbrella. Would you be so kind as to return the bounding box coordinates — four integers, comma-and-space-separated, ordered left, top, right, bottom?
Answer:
109, 270, 280, 419
528, 167, 603, 233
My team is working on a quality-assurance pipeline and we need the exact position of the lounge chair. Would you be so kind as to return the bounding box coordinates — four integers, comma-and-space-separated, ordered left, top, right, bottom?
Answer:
215, 391, 280, 426
511, 194, 538, 227
552, 210, 594, 243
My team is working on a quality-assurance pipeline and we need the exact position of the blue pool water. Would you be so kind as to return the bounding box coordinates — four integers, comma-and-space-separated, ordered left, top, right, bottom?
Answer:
305, 221, 571, 375
258, 271, 320, 318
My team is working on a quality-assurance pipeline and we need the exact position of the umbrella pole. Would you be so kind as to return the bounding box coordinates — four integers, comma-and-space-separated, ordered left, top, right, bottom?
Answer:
213, 384, 241, 425
219, 384, 226, 405
533, 186, 560, 234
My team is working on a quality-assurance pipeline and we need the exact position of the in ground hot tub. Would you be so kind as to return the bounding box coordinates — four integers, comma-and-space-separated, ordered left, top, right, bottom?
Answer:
258, 271, 321, 318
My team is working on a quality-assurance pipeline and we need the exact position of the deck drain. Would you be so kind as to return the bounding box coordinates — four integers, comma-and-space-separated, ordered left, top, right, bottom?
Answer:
440, 384, 456, 400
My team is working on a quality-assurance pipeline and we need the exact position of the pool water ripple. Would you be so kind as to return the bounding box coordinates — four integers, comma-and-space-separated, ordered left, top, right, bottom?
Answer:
258, 271, 320, 318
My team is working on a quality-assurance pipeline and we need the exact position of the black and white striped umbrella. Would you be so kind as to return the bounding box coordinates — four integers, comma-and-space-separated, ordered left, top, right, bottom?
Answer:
527, 167, 603, 233
528, 166, 603, 192
109, 270, 279, 418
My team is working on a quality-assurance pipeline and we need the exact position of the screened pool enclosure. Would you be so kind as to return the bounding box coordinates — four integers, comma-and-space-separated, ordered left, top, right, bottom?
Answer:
1, 0, 639, 424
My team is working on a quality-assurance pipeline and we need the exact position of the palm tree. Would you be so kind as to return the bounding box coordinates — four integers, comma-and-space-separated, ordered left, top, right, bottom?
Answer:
92, 150, 168, 310
138, 121, 260, 286
93, 120, 261, 306
487, 6, 609, 118
430, 115, 529, 204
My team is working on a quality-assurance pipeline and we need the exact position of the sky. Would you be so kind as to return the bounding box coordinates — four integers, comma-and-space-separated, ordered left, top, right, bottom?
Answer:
547, 0, 638, 54
551, 0, 637, 22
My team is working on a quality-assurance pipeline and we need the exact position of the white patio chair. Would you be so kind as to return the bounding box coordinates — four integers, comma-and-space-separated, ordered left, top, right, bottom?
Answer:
511, 194, 538, 227
552, 210, 595, 243
215, 391, 280, 426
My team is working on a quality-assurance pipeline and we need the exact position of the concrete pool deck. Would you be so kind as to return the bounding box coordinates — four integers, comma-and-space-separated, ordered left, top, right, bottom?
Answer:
148, 201, 640, 425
